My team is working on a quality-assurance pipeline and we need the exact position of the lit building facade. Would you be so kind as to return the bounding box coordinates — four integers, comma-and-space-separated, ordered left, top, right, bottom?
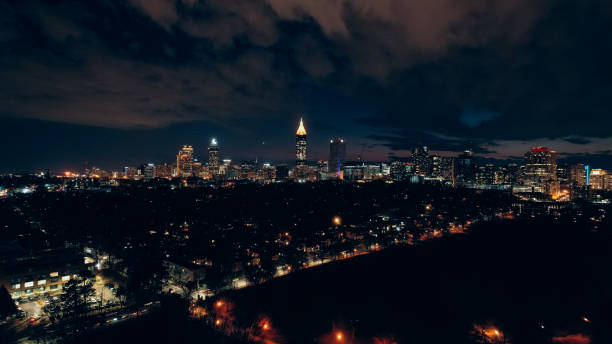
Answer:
568, 164, 586, 186
390, 161, 412, 181
431, 155, 454, 183
208, 138, 219, 175
124, 166, 138, 179
0, 247, 87, 301
296, 118, 308, 166
143, 163, 155, 179
154, 163, 174, 178
176, 145, 194, 177
523, 147, 559, 196
411, 146, 431, 176
589, 169, 607, 190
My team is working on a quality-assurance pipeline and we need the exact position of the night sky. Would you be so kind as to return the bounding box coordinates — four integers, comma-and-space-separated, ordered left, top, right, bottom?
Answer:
2, 0, 612, 172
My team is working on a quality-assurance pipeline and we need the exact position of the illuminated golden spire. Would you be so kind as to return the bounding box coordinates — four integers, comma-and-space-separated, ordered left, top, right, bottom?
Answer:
296, 117, 307, 135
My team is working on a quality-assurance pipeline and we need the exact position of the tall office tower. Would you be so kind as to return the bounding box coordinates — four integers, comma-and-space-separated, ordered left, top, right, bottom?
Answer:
589, 169, 607, 190
329, 138, 346, 176
208, 138, 219, 175
568, 164, 586, 186
476, 164, 495, 185
556, 164, 569, 185
259, 163, 276, 183
411, 145, 431, 176
504, 163, 521, 185
176, 145, 194, 177
456, 147, 475, 185
524, 147, 558, 195
431, 156, 455, 182
143, 163, 155, 180
296, 118, 308, 166
124, 166, 137, 179
390, 161, 413, 181
240, 161, 257, 180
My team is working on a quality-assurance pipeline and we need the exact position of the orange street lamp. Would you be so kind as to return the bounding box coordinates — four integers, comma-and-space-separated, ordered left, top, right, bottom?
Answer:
336, 331, 343, 342
333, 216, 342, 226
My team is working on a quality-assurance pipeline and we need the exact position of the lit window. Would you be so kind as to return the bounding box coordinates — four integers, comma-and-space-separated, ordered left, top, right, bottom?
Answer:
12, 291, 21, 298
49, 284, 58, 290
62, 276, 70, 281
24, 281, 34, 287
38, 280, 46, 285
37, 287, 45, 292
25, 289, 33, 295
11, 284, 20, 290
50, 272, 59, 277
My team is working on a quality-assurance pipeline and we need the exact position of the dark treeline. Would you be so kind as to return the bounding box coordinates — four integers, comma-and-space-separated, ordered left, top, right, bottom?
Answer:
0, 181, 512, 256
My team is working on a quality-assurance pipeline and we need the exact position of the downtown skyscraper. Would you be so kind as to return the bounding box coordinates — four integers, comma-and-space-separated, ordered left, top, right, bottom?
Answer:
524, 146, 558, 196
208, 138, 219, 175
296, 118, 307, 166
176, 145, 194, 177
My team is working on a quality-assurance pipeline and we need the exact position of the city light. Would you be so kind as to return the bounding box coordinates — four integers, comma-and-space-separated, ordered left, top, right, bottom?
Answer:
333, 216, 342, 226
3, 4, 610, 344
336, 331, 343, 342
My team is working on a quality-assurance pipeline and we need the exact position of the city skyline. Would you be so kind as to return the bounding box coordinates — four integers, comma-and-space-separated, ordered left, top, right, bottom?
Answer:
4, 117, 611, 176
2, 3, 611, 344
3, 2, 612, 171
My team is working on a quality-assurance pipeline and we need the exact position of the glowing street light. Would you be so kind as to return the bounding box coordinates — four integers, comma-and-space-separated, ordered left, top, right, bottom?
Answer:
333, 216, 342, 226
336, 331, 343, 342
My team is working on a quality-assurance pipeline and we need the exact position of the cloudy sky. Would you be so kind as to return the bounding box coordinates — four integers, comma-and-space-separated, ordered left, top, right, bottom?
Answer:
2, 0, 612, 171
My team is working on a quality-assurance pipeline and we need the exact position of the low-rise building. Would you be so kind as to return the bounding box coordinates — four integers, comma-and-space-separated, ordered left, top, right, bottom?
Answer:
0, 243, 87, 302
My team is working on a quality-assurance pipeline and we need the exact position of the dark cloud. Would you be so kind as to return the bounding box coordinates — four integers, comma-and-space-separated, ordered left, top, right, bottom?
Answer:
459, 109, 501, 128
564, 136, 592, 145
558, 150, 612, 168
368, 129, 495, 155
2, 0, 612, 170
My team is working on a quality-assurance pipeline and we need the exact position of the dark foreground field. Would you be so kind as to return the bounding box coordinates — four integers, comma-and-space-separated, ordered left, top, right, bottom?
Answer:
58, 220, 612, 343
227, 220, 611, 343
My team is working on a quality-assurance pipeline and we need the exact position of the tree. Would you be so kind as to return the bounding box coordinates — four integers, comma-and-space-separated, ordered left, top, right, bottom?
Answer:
176, 280, 198, 304
113, 285, 128, 305
43, 276, 95, 322
0, 285, 18, 319
203, 266, 226, 295
121, 247, 167, 306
